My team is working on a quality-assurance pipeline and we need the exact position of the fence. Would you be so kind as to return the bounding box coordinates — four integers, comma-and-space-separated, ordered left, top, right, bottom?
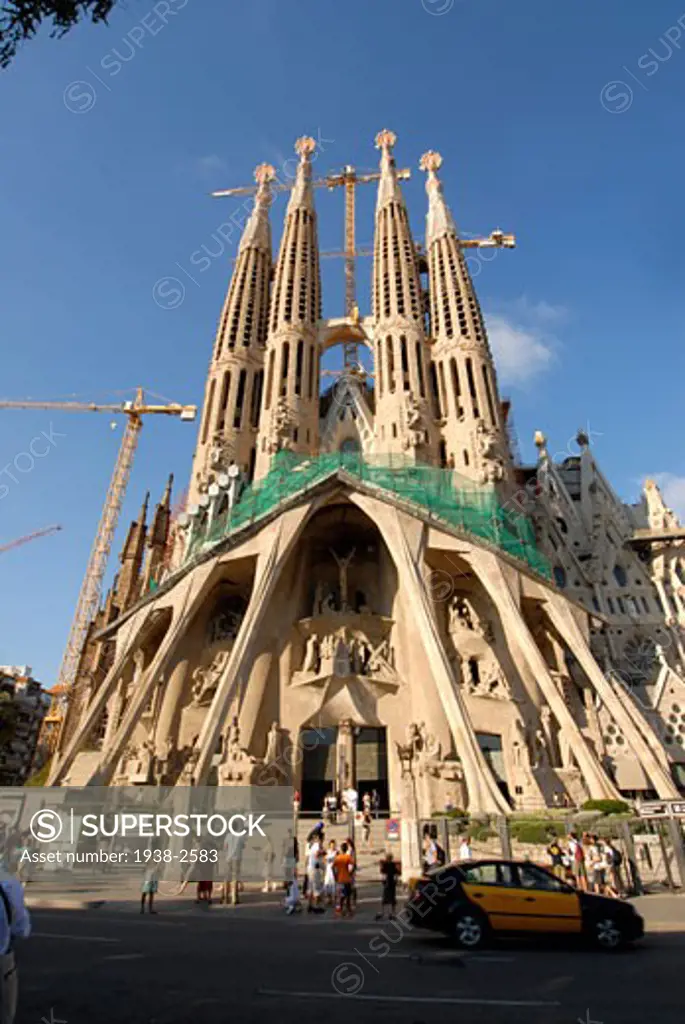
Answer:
187, 450, 551, 579
419, 813, 685, 895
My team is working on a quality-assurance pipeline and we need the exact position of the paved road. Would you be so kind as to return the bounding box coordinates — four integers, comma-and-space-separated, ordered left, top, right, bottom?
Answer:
15, 896, 685, 1024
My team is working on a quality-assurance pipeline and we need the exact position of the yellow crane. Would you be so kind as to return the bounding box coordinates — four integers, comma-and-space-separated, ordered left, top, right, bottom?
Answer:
0, 388, 196, 712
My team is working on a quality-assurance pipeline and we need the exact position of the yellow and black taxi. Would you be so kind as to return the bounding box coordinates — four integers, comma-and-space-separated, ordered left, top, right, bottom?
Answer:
406, 859, 644, 950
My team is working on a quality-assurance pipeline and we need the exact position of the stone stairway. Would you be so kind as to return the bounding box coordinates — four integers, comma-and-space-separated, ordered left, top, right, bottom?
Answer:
296, 817, 395, 879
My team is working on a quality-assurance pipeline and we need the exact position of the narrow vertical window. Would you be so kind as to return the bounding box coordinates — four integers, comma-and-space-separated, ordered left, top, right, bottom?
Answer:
387, 336, 395, 394
376, 341, 384, 398
429, 362, 440, 417
233, 369, 247, 429
415, 341, 426, 398
307, 344, 315, 399
482, 364, 496, 424
280, 341, 290, 397
248, 447, 256, 480
201, 379, 216, 445
465, 357, 479, 417
216, 370, 231, 432
295, 339, 304, 396
265, 350, 275, 411
438, 361, 447, 417
450, 358, 461, 418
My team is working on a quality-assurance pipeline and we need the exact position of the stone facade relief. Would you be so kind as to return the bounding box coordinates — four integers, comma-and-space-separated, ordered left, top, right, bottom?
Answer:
293, 625, 396, 683
190, 650, 230, 707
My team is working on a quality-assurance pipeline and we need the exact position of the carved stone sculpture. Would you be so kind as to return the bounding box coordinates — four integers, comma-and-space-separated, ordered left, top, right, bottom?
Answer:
302, 633, 320, 673
191, 650, 230, 707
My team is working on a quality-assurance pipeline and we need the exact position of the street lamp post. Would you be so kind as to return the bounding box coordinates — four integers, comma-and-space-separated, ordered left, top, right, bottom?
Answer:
397, 742, 422, 883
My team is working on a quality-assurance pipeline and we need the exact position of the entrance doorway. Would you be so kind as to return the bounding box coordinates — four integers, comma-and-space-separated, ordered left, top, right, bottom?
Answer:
477, 732, 511, 805
299, 724, 390, 813
355, 727, 389, 813
300, 727, 336, 813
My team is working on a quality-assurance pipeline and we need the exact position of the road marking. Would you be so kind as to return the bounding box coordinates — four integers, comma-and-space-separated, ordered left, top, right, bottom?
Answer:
33, 933, 120, 944
102, 953, 146, 961
316, 949, 515, 963
257, 989, 561, 1007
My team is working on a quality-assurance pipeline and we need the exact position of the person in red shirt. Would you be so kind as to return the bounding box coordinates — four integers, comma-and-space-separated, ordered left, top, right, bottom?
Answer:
333, 842, 355, 917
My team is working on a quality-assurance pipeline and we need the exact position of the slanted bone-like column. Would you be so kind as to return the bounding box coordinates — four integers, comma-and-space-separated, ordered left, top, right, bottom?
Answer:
466, 547, 620, 800
544, 592, 679, 799
349, 493, 510, 814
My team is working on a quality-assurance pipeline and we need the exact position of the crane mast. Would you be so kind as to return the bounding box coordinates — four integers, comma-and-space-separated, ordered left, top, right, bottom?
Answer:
0, 387, 197, 751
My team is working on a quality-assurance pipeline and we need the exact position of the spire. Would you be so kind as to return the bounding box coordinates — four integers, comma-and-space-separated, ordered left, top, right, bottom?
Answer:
147, 474, 173, 550
239, 163, 275, 255
139, 491, 150, 525
422, 150, 512, 487
420, 150, 458, 246
286, 136, 316, 214
375, 129, 404, 212
254, 135, 322, 479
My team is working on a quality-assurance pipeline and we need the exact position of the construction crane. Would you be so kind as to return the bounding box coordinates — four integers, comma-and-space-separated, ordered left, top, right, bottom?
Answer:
0, 524, 62, 555
0, 388, 196, 712
212, 164, 411, 369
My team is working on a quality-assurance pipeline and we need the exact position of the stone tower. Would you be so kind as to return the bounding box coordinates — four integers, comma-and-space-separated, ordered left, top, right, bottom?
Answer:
421, 151, 512, 486
372, 130, 437, 461
189, 163, 275, 502
254, 137, 322, 479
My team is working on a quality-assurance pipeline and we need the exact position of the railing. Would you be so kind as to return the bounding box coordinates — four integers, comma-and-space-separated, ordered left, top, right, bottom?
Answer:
186, 451, 551, 580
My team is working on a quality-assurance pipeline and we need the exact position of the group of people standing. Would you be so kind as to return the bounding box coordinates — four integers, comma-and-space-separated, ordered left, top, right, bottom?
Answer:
285, 824, 357, 916
321, 788, 381, 825
547, 831, 625, 897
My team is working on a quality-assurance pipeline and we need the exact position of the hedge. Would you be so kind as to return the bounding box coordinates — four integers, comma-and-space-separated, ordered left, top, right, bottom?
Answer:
580, 799, 631, 816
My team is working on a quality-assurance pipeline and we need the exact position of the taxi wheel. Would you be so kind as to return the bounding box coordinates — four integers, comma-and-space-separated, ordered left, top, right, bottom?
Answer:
592, 915, 626, 951
450, 909, 489, 950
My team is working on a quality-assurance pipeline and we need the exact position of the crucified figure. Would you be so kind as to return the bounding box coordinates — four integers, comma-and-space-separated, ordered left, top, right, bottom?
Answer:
329, 547, 356, 612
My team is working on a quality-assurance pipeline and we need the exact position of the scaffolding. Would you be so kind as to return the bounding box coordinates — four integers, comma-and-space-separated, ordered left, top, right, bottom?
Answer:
186, 451, 551, 580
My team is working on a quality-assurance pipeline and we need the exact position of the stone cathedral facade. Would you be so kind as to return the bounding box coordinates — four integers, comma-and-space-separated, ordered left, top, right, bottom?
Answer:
51, 132, 685, 817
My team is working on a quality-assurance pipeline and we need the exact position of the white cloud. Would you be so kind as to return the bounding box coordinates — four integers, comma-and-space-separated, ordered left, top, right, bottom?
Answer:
485, 313, 556, 385
649, 473, 685, 520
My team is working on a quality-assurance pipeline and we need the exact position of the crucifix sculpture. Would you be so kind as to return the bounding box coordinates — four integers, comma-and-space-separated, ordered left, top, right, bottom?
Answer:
330, 547, 356, 611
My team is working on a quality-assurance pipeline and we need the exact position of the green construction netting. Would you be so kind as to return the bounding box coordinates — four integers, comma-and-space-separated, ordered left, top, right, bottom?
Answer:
186, 450, 551, 579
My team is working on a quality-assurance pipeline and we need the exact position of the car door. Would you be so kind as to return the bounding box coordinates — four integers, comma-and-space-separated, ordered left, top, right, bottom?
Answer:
510, 862, 582, 933
459, 862, 526, 932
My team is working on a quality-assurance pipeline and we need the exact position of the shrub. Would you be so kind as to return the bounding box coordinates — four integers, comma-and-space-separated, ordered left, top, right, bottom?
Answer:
468, 822, 496, 842
510, 821, 565, 845
581, 799, 631, 816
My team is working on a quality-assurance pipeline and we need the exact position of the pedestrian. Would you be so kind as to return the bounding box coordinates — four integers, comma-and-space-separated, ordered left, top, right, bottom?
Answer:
362, 809, 372, 846
141, 863, 159, 914
567, 832, 587, 891
604, 838, 625, 897
371, 789, 380, 819
587, 835, 605, 894
345, 837, 358, 910
324, 840, 338, 906
458, 834, 472, 861
362, 791, 372, 815
334, 842, 355, 918
293, 790, 301, 818
375, 851, 400, 921
344, 785, 358, 817
0, 859, 30, 1024
196, 880, 213, 904
547, 835, 564, 879
261, 837, 275, 893
306, 832, 325, 914
284, 877, 302, 915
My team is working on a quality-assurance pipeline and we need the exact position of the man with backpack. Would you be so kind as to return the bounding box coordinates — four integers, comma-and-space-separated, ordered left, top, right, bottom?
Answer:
603, 838, 625, 898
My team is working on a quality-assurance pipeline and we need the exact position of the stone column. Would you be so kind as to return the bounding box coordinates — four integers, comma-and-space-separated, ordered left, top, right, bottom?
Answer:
238, 652, 274, 750
154, 656, 190, 758
337, 719, 355, 795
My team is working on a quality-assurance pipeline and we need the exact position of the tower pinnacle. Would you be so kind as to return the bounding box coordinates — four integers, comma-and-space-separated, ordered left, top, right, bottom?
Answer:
420, 150, 458, 245
375, 128, 404, 211
287, 136, 317, 214
238, 163, 275, 254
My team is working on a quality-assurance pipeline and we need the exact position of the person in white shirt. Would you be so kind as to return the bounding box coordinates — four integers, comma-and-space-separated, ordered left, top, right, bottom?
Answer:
0, 863, 31, 1024
344, 787, 358, 816
458, 836, 473, 861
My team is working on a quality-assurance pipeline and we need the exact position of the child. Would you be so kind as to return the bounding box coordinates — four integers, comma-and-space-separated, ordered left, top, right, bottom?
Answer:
141, 864, 159, 914
375, 851, 400, 920
284, 877, 302, 915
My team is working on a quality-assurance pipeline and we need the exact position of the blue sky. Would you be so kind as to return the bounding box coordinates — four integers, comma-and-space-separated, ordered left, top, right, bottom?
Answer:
1, 0, 684, 684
